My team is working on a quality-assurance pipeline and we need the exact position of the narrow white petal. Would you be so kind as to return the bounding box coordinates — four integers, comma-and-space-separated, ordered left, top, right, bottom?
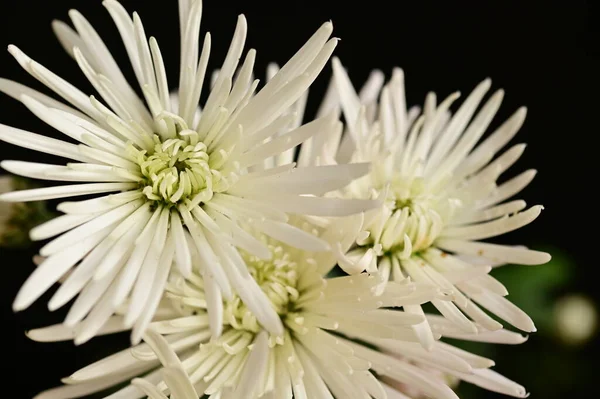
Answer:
0, 77, 90, 120
178, 205, 232, 299
47, 229, 121, 311
443, 205, 543, 241
440, 265, 492, 284
404, 304, 435, 350
125, 207, 171, 328
131, 235, 174, 344
376, 340, 472, 374
468, 290, 536, 332
131, 379, 169, 399
239, 113, 296, 152
458, 107, 527, 179
40, 198, 143, 256
68, 9, 149, 121
1, 160, 136, 183
177, 0, 204, 115
253, 219, 330, 252
459, 369, 528, 398
433, 89, 504, 179
436, 238, 551, 265
359, 69, 385, 105
454, 200, 527, 225
432, 299, 478, 333
163, 367, 199, 399
332, 57, 361, 132
13, 226, 111, 311
209, 193, 289, 223
0, 124, 94, 163
181, 32, 211, 126
33, 366, 149, 399
27, 316, 128, 343
204, 273, 224, 338
232, 331, 270, 396
243, 192, 380, 217
238, 113, 337, 168
57, 190, 143, 214
426, 78, 492, 172
75, 280, 123, 345
428, 315, 528, 344
29, 212, 96, 241
435, 341, 495, 368
170, 211, 192, 278
478, 170, 537, 209
206, 209, 271, 259
198, 14, 247, 133
233, 163, 371, 196
233, 37, 337, 137
208, 236, 284, 336
349, 342, 460, 399
381, 383, 411, 399
110, 206, 163, 310
67, 338, 150, 381
8, 45, 105, 122
65, 249, 127, 327
103, 0, 144, 88
0, 182, 136, 202
249, 21, 333, 104
52, 19, 96, 66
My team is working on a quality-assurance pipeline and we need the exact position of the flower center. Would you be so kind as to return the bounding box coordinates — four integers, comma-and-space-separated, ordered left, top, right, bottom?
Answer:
132, 134, 219, 206
225, 244, 299, 333
366, 175, 455, 257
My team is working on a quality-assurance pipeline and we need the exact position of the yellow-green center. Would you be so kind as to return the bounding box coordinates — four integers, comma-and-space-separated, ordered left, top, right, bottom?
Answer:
368, 175, 447, 256
132, 135, 217, 206
225, 244, 299, 333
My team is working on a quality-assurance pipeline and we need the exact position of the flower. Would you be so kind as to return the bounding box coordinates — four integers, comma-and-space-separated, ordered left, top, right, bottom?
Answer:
0, 0, 378, 343
324, 58, 551, 344
30, 217, 530, 399
554, 294, 598, 346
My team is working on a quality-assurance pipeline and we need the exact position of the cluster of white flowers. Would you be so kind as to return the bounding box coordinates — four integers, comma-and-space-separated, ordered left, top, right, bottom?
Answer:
0, 1, 549, 398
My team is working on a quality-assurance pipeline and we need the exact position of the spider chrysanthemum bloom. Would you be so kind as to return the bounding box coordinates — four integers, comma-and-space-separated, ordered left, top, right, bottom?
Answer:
326, 58, 551, 345
31, 217, 530, 399
0, 1, 378, 343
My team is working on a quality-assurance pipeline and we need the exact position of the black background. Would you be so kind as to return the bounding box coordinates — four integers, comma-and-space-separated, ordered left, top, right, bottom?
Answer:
0, 0, 597, 398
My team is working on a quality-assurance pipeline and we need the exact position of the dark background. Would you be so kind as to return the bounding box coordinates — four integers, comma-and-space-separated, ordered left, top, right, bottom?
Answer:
0, 0, 597, 398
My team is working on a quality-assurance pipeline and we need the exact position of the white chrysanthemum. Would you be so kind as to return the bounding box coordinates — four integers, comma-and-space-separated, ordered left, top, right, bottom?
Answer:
30, 217, 530, 399
0, 0, 378, 343
319, 58, 552, 344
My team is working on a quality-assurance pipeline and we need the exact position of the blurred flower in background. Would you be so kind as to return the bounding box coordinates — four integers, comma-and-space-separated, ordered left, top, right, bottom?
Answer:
0, 175, 54, 248
554, 294, 597, 346
0, 176, 12, 234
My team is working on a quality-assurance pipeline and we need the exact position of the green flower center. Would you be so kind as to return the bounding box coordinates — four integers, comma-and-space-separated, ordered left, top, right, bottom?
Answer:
132, 135, 219, 206
225, 244, 299, 333
368, 175, 450, 256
